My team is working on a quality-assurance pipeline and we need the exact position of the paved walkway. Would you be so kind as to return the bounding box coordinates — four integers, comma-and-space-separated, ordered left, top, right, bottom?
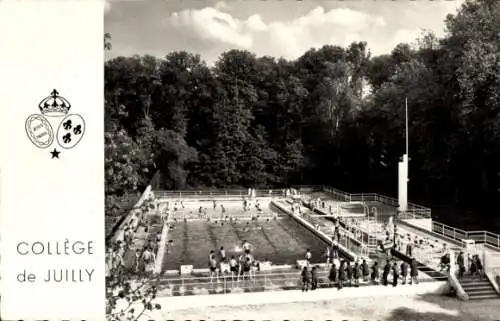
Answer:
144, 294, 500, 321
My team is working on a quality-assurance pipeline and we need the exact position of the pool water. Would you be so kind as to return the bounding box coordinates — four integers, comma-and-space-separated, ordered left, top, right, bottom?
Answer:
161, 213, 333, 270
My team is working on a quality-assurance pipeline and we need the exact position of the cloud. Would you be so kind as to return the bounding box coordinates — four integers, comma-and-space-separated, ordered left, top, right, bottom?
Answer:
167, 5, 387, 62
105, 0, 145, 15
393, 29, 421, 47
170, 8, 253, 48
214, 1, 228, 11
106, 0, 466, 64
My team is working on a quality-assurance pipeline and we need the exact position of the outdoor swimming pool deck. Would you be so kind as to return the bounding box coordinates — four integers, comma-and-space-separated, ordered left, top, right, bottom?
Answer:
110, 187, 500, 307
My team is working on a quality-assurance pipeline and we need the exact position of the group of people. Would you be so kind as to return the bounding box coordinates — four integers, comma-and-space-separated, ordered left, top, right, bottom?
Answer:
207, 240, 261, 283
133, 232, 161, 274
456, 251, 484, 278
334, 213, 457, 274
168, 198, 273, 222
106, 208, 160, 278
301, 256, 420, 291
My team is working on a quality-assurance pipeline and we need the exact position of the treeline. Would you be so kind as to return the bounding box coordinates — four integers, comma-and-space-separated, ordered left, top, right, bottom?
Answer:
105, 0, 499, 217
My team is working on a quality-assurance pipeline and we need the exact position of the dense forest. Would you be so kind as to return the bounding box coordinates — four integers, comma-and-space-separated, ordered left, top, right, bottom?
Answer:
104, 0, 499, 229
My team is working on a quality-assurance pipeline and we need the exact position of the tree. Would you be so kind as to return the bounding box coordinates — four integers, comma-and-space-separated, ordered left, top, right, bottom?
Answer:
106, 274, 162, 321
104, 0, 500, 233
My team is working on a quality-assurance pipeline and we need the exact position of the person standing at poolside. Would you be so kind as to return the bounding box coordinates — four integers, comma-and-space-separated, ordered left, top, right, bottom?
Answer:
209, 255, 218, 283
305, 249, 312, 267
382, 260, 391, 286
301, 266, 310, 292
229, 255, 238, 281
237, 253, 246, 281
219, 246, 226, 262
457, 251, 465, 278
331, 237, 339, 259
328, 263, 337, 287
141, 247, 155, 274
400, 261, 409, 285
410, 258, 419, 284
345, 261, 353, 286
353, 260, 361, 287
392, 262, 400, 287
324, 246, 331, 268
361, 259, 369, 282
242, 257, 252, 281
311, 266, 318, 290
242, 240, 252, 254
338, 260, 346, 290
371, 261, 379, 284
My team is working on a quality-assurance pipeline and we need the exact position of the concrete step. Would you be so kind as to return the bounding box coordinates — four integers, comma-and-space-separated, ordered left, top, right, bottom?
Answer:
460, 276, 500, 300
468, 294, 500, 300
461, 282, 492, 288
461, 279, 492, 285
462, 284, 496, 291
460, 278, 489, 284
465, 289, 498, 296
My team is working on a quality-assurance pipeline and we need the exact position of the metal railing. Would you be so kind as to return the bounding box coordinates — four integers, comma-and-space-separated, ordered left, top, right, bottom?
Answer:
432, 221, 500, 250
314, 186, 500, 251
319, 187, 432, 218
155, 189, 281, 199
300, 211, 368, 258
153, 268, 440, 297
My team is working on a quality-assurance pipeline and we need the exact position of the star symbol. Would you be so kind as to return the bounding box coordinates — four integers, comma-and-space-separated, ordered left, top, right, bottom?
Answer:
50, 148, 60, 159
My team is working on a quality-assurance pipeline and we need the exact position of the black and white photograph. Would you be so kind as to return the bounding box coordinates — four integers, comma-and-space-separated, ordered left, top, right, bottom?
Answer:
103, 0, 500, 320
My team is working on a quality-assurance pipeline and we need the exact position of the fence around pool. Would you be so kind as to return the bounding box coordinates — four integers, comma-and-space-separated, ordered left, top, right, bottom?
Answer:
154, 268, 442, 297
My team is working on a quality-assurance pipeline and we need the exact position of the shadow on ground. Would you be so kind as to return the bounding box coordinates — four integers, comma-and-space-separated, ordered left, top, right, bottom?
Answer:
387, 293, 500, 321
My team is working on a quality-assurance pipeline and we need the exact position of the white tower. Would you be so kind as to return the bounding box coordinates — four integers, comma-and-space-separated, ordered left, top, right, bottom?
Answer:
398, 97, 409, 213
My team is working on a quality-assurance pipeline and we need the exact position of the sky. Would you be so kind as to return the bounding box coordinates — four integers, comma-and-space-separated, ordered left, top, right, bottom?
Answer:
105, 0, 465, 65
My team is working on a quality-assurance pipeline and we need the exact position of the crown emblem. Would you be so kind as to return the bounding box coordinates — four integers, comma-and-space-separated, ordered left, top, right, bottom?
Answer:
38, 89, 71, 117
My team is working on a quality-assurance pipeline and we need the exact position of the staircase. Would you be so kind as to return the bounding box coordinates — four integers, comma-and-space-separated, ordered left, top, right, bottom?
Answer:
460, 275, 500, 300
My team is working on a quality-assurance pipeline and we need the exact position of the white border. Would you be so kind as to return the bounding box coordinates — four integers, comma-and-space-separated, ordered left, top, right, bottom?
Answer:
0, 0, 105, 319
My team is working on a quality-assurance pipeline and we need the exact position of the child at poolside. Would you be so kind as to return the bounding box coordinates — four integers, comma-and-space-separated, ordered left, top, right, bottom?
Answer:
229, 256, 238, 281
301, 266, 310, 292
